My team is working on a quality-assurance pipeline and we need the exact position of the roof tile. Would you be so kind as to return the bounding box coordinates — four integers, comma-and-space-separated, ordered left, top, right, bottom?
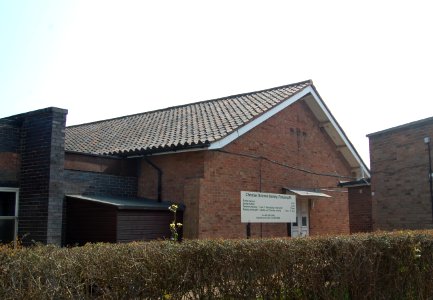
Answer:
65, 80, 312, 155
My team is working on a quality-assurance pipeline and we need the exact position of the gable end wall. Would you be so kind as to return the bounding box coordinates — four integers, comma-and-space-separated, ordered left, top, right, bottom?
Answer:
136, 99, 355, 239
199, 100, 352, 238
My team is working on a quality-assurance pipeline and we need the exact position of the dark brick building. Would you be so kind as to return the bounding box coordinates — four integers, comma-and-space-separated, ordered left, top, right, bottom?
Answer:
0, 107, 67, 245
368, 117, 433, 230
1, 80, 371, 244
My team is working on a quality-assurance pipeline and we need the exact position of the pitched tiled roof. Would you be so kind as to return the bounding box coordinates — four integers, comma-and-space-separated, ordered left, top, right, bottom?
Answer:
65, 80, 312, 156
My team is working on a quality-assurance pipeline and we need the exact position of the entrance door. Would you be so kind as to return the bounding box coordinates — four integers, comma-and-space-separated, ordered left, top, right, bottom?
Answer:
291, 198, 309, 237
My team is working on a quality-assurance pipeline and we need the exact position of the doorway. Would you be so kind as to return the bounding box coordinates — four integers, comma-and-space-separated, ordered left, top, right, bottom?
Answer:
291, 198, 309, 237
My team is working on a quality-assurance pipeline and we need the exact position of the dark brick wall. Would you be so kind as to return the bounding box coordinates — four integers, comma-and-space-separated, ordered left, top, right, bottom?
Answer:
18, 107, 67, 245
65, 152, 138, 177
63, 168, 137, 246
0, 119, 21, 186
369, 118, 433, 230
0, 119, 20, 152
64, 170, 137, 198
348, 186, 372, 233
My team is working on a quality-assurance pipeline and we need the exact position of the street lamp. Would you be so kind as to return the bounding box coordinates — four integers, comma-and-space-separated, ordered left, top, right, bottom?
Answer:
424, 137, 433, 222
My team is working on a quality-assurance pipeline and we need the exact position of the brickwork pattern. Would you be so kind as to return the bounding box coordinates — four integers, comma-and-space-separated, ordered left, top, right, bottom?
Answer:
63, 153, 138, 246
64, 170, 137, 198
369, 120, 433, 230
0, 119, 21, 186
18, 108, 67, 245
0, 153, 20, 186
138, 152, 205, 238
46, 113, 67, 244
348, 186, 372, 233
200, 100, 351, 238
138, 100, 353, 239
0, 119, 20, 152
65, 152, 138, 177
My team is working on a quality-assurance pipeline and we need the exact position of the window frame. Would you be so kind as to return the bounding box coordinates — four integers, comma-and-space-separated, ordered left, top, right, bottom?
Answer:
0, 187, 19, 245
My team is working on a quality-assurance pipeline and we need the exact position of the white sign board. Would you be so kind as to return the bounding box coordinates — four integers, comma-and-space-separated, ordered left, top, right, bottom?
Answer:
241, 191, 296, 223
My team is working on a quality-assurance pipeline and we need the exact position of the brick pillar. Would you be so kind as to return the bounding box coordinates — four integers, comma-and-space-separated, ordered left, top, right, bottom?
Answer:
18, 107, 68, 245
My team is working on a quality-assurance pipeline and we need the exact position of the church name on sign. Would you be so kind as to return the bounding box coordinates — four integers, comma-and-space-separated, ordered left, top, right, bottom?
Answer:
241, 191, 296, 223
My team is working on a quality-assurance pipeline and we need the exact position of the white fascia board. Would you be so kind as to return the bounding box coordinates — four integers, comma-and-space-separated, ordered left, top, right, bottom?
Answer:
208, 87, 312, 150
308, 89, 370, 178
131, 86, 369, 179
208, 86, 370, 178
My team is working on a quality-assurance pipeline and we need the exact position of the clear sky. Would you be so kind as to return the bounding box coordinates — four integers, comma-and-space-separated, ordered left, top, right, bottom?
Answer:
1, 0, 432, 166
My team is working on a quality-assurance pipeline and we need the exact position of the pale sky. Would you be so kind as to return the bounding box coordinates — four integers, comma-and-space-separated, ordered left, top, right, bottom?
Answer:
1, 1, 433, 166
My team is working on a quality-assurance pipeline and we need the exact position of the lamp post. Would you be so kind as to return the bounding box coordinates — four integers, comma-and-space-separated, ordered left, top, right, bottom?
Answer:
424, 137, 433, 222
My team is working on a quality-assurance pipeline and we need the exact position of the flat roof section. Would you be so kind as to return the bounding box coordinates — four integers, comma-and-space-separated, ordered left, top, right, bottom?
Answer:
367, 116, 433, 138
66, 194, 184, 211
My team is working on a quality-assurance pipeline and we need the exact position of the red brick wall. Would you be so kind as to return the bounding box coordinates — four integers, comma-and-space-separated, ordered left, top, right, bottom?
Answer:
199, 100, 352, 238
0, 152, 20, 184
137, 152, 205, 238
369, 119, 433, 230
348, 186, 372, 233
138, 99, 353, 239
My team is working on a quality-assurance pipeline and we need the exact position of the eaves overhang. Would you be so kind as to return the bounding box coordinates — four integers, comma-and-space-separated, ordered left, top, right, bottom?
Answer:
68, 141, 212, 158
117, 141, 210, 157
306, 86, 370, 179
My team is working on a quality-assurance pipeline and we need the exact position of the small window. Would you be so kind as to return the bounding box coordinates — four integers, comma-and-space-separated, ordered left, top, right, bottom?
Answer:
0, 188, 19, 244
292, 217, 298, 227
302, 216, 307, 227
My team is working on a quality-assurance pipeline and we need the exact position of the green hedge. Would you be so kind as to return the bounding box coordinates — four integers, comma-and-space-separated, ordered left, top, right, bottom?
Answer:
1, 231, 433, 299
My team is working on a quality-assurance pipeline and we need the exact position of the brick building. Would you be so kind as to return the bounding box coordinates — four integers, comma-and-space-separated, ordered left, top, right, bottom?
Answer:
1, 80, 370, 245
368, 117, 433, 230
0, 107, 67, 244
338, 179, 372, 233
